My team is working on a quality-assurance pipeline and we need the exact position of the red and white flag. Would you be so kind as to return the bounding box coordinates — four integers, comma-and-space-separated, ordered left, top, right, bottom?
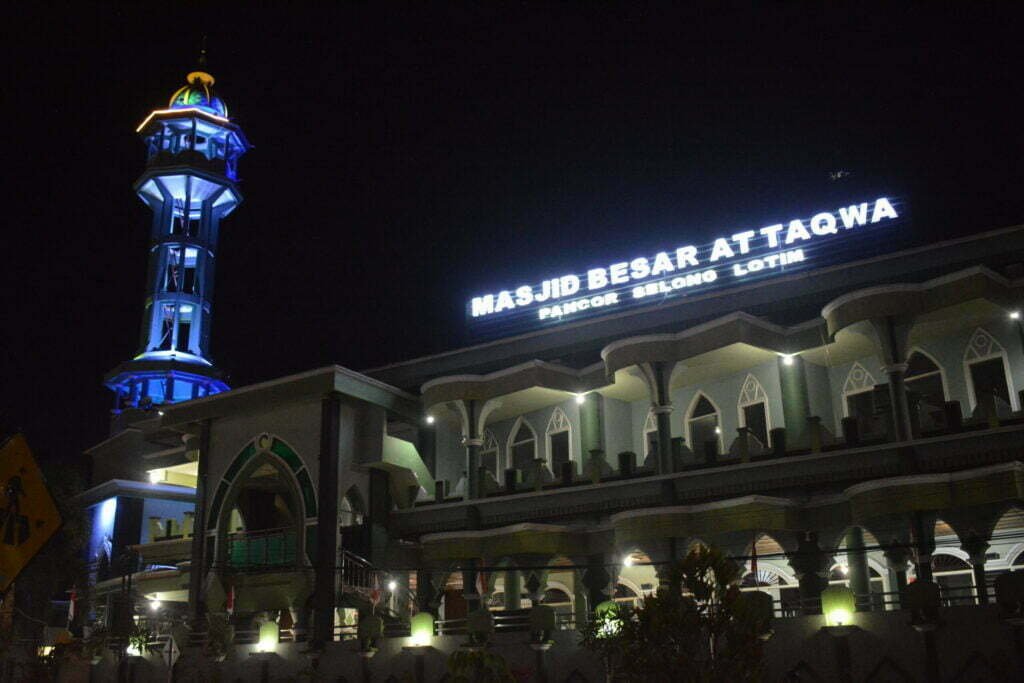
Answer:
67, 588, 77, 626
226, 585, 235, 615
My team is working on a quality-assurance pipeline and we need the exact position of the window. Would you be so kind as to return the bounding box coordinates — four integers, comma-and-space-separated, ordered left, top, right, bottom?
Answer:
508, 418, 537, 472
545, 407, 572, 473
164, 247, 199, 294
479, 430, 500, 478
686, 394, 721, 453
904, 351, 947, 430
339, 489, 365, 527
156, 303, 194, 353
738, 374, 771, 447
643, 409, 658, 460
964, 328, 1016, 413
843, 362, 887, 436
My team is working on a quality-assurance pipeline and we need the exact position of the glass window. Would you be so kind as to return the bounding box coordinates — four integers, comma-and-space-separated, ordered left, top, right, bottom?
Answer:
550, 431, 570, 473
480, 431, 499, 478
742, 402, 769, 447
969, 357, 1012, 411
510, 421, 536, 472
688, 395, 720, 453
905, 352, 946, 430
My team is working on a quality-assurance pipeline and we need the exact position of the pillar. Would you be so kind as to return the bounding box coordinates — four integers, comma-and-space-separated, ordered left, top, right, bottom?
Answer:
415, 570, 442, 616
884, 545, 912, 609
463, 400, 482, 500
582, 556, 615, 612
961, 535, 991, 604
844, 528, 871, 611
504, 569, 522, 611
869, 316, 915, 441
462, 560, 481, 613
313, 392, 342, 647
187, 421, 212, 627
579, 393, 604, 456
524, 568, 549, 606
912, 513, 936, 583
641, 361, 677, 474
787, 532, 831, 615
778, 355, 811, 446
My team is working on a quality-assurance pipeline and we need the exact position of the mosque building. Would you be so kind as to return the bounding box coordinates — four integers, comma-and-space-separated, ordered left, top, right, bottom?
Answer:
71, 64, 1024, 681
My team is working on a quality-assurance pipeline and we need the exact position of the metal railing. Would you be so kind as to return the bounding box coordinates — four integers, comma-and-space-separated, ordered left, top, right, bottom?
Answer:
226, 527, 297, 568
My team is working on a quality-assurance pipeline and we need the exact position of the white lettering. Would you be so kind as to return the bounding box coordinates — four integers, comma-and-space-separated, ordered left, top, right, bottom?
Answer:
471, 295, 494, 317
838, 203, 868, 228
560, 275, 580, 296
651, 251, 675, 276
588, 268, 608, 290
515, 286, 533, 306
495, 291, 516, 312
731, 230, 756, 254
810, 212, 837, 236
676, 246, 699, 268
710, 238, 735, 262
871, 197, 898, 223
629, 257, 651, 280
609, 262, 629, 285
760, 224, 784, 247
785, 219, 811, 245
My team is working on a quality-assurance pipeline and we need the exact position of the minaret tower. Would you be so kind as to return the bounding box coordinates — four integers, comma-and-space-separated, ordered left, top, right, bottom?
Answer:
105, 56, 250, 413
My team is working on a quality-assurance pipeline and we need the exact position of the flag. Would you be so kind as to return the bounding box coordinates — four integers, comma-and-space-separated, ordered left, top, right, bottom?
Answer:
226, 584, 235, 615
750, 534, 759, 583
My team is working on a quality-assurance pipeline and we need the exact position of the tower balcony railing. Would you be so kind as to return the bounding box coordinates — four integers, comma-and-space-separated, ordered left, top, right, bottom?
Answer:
226, 527, 298, 570
145, 148, 234, 178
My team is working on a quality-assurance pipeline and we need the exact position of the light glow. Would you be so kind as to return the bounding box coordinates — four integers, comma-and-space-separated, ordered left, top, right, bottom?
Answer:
575, 393, 587, 405
425, 415, 435, 425
622, 555, 635, 567
148, 470, 163, 483
782, 354, 795, 366
410, 612, 434, 646
1010, 311, 1021, 320
149, 599, 161, 611
388, 580, 398, 592
257, 621, 279, 653
136, 107, 230, 133
826, 608, 852, 627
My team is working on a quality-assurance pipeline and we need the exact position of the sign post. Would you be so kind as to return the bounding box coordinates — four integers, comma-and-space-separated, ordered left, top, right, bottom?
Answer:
0, 434, 62, 595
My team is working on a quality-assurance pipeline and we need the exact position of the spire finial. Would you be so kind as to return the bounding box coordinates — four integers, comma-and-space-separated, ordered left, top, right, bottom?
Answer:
198, 35, 208, 68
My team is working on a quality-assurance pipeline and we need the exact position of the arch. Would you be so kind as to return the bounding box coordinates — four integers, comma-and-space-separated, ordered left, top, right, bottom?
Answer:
210, 435, 313, 568
737, 374, 771, 447
905, 348, 950, 431
642, 408, 658, 459
545, 406, 574, 471
507, 417, 538, 472
963, 327, 1018, 411
685, 392, 723, 453
479, 429, 500, 478
340, 486, 365, 528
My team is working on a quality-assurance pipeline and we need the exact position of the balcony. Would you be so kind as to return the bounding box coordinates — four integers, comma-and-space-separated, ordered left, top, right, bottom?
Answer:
226, 527, 298, 569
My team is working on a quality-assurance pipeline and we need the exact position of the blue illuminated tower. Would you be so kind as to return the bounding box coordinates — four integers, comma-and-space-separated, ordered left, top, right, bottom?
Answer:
105, 61, 250, 412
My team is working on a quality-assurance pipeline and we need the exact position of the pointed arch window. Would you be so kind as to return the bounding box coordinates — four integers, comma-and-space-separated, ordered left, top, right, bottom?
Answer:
643, 409, 658, 459
738, 374, 771, 447
964, 328, 1017, 413
843, 362, 885, 435
904, 351, 948, 430
508, 418, 538, 472
479, 430, 500, 478
686, 394, 721, 453
546, 407, 572, 472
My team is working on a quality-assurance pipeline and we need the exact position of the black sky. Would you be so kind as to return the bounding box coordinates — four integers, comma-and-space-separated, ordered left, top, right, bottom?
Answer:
3, 5, 1023, 465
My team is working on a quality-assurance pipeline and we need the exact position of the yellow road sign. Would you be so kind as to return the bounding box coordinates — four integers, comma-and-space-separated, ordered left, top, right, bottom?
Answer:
0, 434, 62, 593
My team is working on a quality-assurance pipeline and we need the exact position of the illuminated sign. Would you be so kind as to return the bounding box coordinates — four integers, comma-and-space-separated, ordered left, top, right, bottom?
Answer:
468, 198, 899, 323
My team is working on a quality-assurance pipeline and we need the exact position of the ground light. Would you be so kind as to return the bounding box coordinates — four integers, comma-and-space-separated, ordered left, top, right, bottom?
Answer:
409, 612, 434, 647
257, 621, 279, 653
821, 585, 856, 627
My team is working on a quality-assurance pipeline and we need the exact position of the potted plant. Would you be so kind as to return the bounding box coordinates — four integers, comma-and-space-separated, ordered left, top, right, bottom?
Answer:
204, 613, 234, 662
82, 624, 110, 665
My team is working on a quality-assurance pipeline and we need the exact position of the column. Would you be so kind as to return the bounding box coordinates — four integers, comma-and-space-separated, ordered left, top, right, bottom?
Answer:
462, 560, 481, 613
884, 545, 912, 609
844, 528, 871, 611
582, 556, 615, 612
504, 569, 522, 611
187, 421, 212, 627
416, 570, 442, 616
642, 361, 677, 474
313, 392, 342, 647
961, 535, 991, 604
912, 513, 936, 583
787, 532, 831, 615
778, 355, 811, 446
869, 316, 914, 441
462, 399, 482, 500
524, 568, 550, 606
579, 393, 604, 456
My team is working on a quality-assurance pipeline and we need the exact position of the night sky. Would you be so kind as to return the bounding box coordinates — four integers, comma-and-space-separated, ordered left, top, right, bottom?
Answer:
4, 5, 1023, 467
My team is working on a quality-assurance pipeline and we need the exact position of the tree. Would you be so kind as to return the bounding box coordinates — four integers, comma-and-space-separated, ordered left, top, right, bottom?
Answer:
582, 545, 771, 682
